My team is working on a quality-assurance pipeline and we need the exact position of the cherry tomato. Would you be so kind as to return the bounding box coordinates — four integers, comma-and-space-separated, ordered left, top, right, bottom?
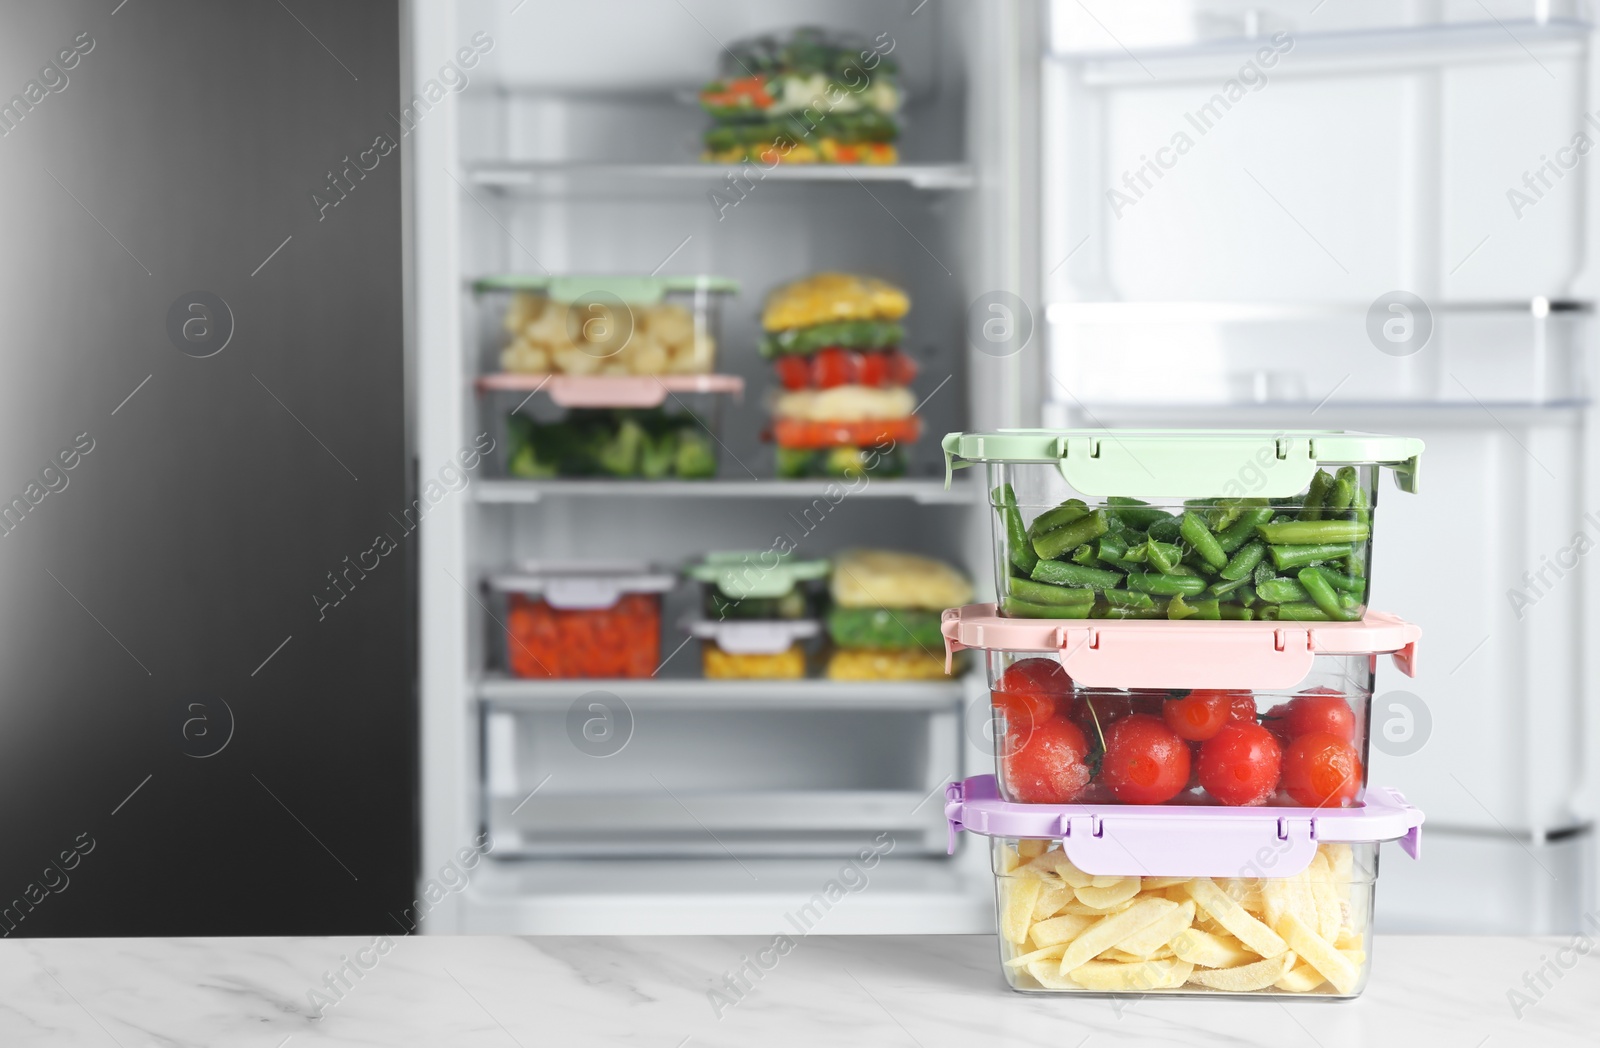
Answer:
884, 349, 918, 386
857, 352, 890, 387
1197, 722, 1283, 806
1100, 714, 1191, 804
992, 658, 1072, 734
810, 348, 857, 388
1284, 688, 1357, 742
774, 356, 811, 391
1228, 693, 1259, 724
1002, 717, 1091, 804
1283, 732, 1362, 808
1162, 690, 1232, 741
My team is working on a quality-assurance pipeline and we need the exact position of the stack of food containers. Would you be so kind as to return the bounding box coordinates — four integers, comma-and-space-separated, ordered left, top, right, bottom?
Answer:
697, 27, 902, 166
825, 549, 971, 681
684, 551, 830, 680
762, 273, 921, 479
939, 429, 1427, 998
475, 275, 740, 480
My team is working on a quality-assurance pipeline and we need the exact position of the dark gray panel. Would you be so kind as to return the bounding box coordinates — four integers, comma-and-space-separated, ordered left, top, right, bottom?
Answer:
0, 0, 411, 935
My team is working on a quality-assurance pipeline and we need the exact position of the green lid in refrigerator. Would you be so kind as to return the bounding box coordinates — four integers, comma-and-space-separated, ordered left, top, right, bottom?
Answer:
686, 551, 831, 599
942, 429, 1424, 498
471, 274, 739, 303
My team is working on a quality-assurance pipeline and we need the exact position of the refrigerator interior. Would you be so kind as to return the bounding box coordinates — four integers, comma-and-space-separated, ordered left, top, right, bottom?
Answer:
1041, 0, 1600, 931
412, 0, 1032, 933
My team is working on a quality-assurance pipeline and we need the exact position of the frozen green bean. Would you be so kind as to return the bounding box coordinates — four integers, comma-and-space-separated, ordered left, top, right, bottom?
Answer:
1297, 566, 1360, 621
996, 484, 1039, 576
1258, 519, 1370, 544
1299, 469, 1334, 521
1003, 596, 1094, 619
1180, 512, 1229, 570
1033, 509, 1109, 560
1255, 578, 1311, 604
1027, 499, 1090, 543
1030, 559, 1123, 589
1008, 576, 1096, 606
1269, 543, 1355, 571
1219, 540, 1266, 581
1125, 572, 1208, 597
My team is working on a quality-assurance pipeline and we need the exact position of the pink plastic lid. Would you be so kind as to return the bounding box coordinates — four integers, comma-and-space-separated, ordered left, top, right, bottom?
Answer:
476, 373, 744, 408
942, 603, 1420, 690
946, 774, 1423, 877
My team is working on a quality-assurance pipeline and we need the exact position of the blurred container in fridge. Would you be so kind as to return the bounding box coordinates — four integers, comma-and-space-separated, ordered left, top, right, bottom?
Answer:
491, 562, 673, 679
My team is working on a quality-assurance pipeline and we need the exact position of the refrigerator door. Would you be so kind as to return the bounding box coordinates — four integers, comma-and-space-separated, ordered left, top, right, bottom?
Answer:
0, 0, 412, 934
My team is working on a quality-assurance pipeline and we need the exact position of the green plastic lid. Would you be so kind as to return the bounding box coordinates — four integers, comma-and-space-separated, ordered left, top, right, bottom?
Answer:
471, 274, 739, 304
942, 429, 1424, 498
686, 551, 830, 599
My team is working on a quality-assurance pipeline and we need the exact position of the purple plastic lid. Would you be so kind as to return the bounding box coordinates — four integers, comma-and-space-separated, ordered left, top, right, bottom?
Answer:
945, 775, 1423, 878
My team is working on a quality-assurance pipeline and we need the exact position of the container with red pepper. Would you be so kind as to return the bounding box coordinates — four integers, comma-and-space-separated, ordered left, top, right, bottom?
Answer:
489, 563, 674, 679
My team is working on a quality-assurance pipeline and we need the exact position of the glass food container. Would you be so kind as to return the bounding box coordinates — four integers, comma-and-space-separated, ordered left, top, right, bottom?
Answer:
942, 603, 1420, 808
686, 551, 830, 621
825, 549, 973, 681
942, 430, 1424, 621
685, 618, 819, 680
946, 773, 1423, 998
489, 563, 674, 679
478, 275, 737, 377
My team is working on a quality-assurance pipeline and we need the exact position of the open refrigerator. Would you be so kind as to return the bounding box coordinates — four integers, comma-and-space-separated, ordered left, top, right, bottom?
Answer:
408, 0, 1598, 935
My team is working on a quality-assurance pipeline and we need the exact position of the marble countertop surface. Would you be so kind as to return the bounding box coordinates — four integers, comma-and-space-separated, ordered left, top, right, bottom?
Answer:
0, 933, 1596, 1046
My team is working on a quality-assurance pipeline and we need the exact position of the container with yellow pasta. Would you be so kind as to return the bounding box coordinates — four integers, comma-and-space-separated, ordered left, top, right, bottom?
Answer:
686, 618, 819, 681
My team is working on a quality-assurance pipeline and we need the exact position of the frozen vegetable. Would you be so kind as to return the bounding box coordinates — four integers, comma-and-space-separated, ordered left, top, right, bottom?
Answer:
993, 472, 1374, 621
830, 549, 974, 611
500, 293, 713, 376
772, 384, 915, 422
506, 592, 659, 679
774, 347, 917, 390
774, 443, 907, 480
826, 647, 947, 681
995, 841, 1368, 995
703, 644, 807, 680
699, 28, 902, 166
990, 665, 1366, 808
825, 606, 943, 650
506, 409, 717, 479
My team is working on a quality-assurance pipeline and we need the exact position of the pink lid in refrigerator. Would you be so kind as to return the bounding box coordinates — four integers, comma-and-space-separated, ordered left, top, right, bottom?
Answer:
476, 373, 744, 408
946, 774, 1423, 877
942, 603, 1419, 690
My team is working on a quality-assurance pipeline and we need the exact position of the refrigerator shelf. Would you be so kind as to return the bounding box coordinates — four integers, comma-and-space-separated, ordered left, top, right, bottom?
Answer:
466, 161, 976, 192
474, 477, 981, 505
478, 674, 968, 712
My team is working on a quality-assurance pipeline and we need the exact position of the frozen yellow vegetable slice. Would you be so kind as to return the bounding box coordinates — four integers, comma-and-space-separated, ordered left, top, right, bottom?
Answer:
1277, 912, 1359, 995
1029, 912, 1096, 947
1002, 942, 1068, 968
1000, 876, 1043, 944
1067, 957, 1193, 991
1275, 958, 1327, 993
1171, 928, 1257, 969
1115, 900, 1195, 959
1075, 877, 1141, 910
1024, 958, 1079, 989
1308, 853, 1345, 942
1184, 878, 1288, 958
1141, 876, 1191, 890
1033, 883, 1073, 921
1187, 952, 1296, 992
1053, 857, 1093, 889
1017, 840, 1049, 861
1057, 897, 1175, 976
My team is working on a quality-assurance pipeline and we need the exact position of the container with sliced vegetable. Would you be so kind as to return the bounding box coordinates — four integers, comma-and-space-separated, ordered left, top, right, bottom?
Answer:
479, 275, 736, 377
699, 27, 902, 166
825, 550, 971, 680
947, 773, 1423, 997
942, 603, 1419, 807
942, 430, 1424, 620
764, 273, 921, 478
489, 563, 673, 679
683, 552, 830, 679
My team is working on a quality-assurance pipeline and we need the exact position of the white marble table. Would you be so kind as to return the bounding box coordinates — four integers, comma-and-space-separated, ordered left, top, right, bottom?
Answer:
1, 934, 1595, 1046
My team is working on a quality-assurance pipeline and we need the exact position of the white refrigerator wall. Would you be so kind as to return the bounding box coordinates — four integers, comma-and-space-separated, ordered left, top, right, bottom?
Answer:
1042, 0, 1599, 932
